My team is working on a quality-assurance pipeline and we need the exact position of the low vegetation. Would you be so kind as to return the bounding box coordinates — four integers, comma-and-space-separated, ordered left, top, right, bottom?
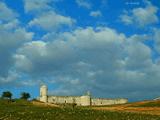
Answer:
20, 92, 31, 100
130, 100, 160, 107
1, 91, 12, 100
0, 99, 160, 120
0, 91, 160, 119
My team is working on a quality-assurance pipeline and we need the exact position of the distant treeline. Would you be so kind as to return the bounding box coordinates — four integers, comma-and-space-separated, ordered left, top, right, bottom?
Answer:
0, 91, 30, 101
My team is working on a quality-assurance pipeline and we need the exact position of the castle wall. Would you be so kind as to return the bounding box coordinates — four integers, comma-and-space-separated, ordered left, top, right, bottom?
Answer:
47, 95, 91, 106
47, 96, 127, 106
75, 97, 81, 105
39, 85, 128, 106
91, 98, 128, 106
48, 96, 82, 105
80, 95, 91, 106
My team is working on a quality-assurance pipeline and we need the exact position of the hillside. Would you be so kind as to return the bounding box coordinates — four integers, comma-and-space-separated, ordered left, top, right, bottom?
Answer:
0, 99, 160, 120
92, 100, 160, 115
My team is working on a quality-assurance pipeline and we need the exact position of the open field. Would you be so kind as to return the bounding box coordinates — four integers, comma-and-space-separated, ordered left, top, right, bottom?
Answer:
0, 99, 160, 120
92, 100, 160, 116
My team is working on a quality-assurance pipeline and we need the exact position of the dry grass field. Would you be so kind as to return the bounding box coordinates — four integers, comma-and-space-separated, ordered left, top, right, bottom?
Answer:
92, 100, 160, 115
0, 99, 160, 120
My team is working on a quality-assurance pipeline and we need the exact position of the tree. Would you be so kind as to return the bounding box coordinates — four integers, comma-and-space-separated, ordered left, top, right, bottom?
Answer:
20, 92, 30, 100
2, 91, 12, 100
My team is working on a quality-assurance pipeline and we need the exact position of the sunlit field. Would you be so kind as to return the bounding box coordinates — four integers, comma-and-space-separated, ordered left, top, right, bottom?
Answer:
0, 99, 160, 120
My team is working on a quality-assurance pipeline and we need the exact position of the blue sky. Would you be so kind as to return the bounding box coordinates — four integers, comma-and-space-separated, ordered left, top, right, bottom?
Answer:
0, 0, 160, 101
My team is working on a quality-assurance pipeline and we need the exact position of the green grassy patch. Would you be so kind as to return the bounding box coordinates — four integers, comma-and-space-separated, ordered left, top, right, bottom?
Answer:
0, 100, 160, 120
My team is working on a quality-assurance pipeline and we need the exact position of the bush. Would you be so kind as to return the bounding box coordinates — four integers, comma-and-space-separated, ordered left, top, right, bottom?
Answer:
1, 91, 12, 100
20, 92, 30, 100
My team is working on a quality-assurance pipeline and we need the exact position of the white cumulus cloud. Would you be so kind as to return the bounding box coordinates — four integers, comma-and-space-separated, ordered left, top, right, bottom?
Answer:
90, 10, 102, 17
29, 11, 75, 31
23, 0, 52, 13
120, 1, 159, 27
76, 0, 91, 9
13, 26, 160, 100
154, 29, 160, 53
0, 2, 18, 22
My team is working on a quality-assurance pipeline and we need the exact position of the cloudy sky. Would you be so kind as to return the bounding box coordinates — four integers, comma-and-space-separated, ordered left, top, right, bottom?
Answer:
0, 0, 160, 101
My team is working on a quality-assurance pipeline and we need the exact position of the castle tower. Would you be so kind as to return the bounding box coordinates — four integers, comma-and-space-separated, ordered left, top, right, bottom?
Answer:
40, 85, 48, 103
80, 91, 91, 106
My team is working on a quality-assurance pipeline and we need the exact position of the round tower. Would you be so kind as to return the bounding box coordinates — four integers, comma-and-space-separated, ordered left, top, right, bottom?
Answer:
80, 91, 91, 106
40, 85, 48, 103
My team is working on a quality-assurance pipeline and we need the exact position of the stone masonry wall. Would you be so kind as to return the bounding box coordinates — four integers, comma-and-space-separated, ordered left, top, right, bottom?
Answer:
48, 96, 82, 105
91, 98, 128, 106
47, 96, 127, 106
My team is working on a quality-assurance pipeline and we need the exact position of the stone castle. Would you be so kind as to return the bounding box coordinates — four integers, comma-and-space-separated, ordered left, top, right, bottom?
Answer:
39, 85, 128, 106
